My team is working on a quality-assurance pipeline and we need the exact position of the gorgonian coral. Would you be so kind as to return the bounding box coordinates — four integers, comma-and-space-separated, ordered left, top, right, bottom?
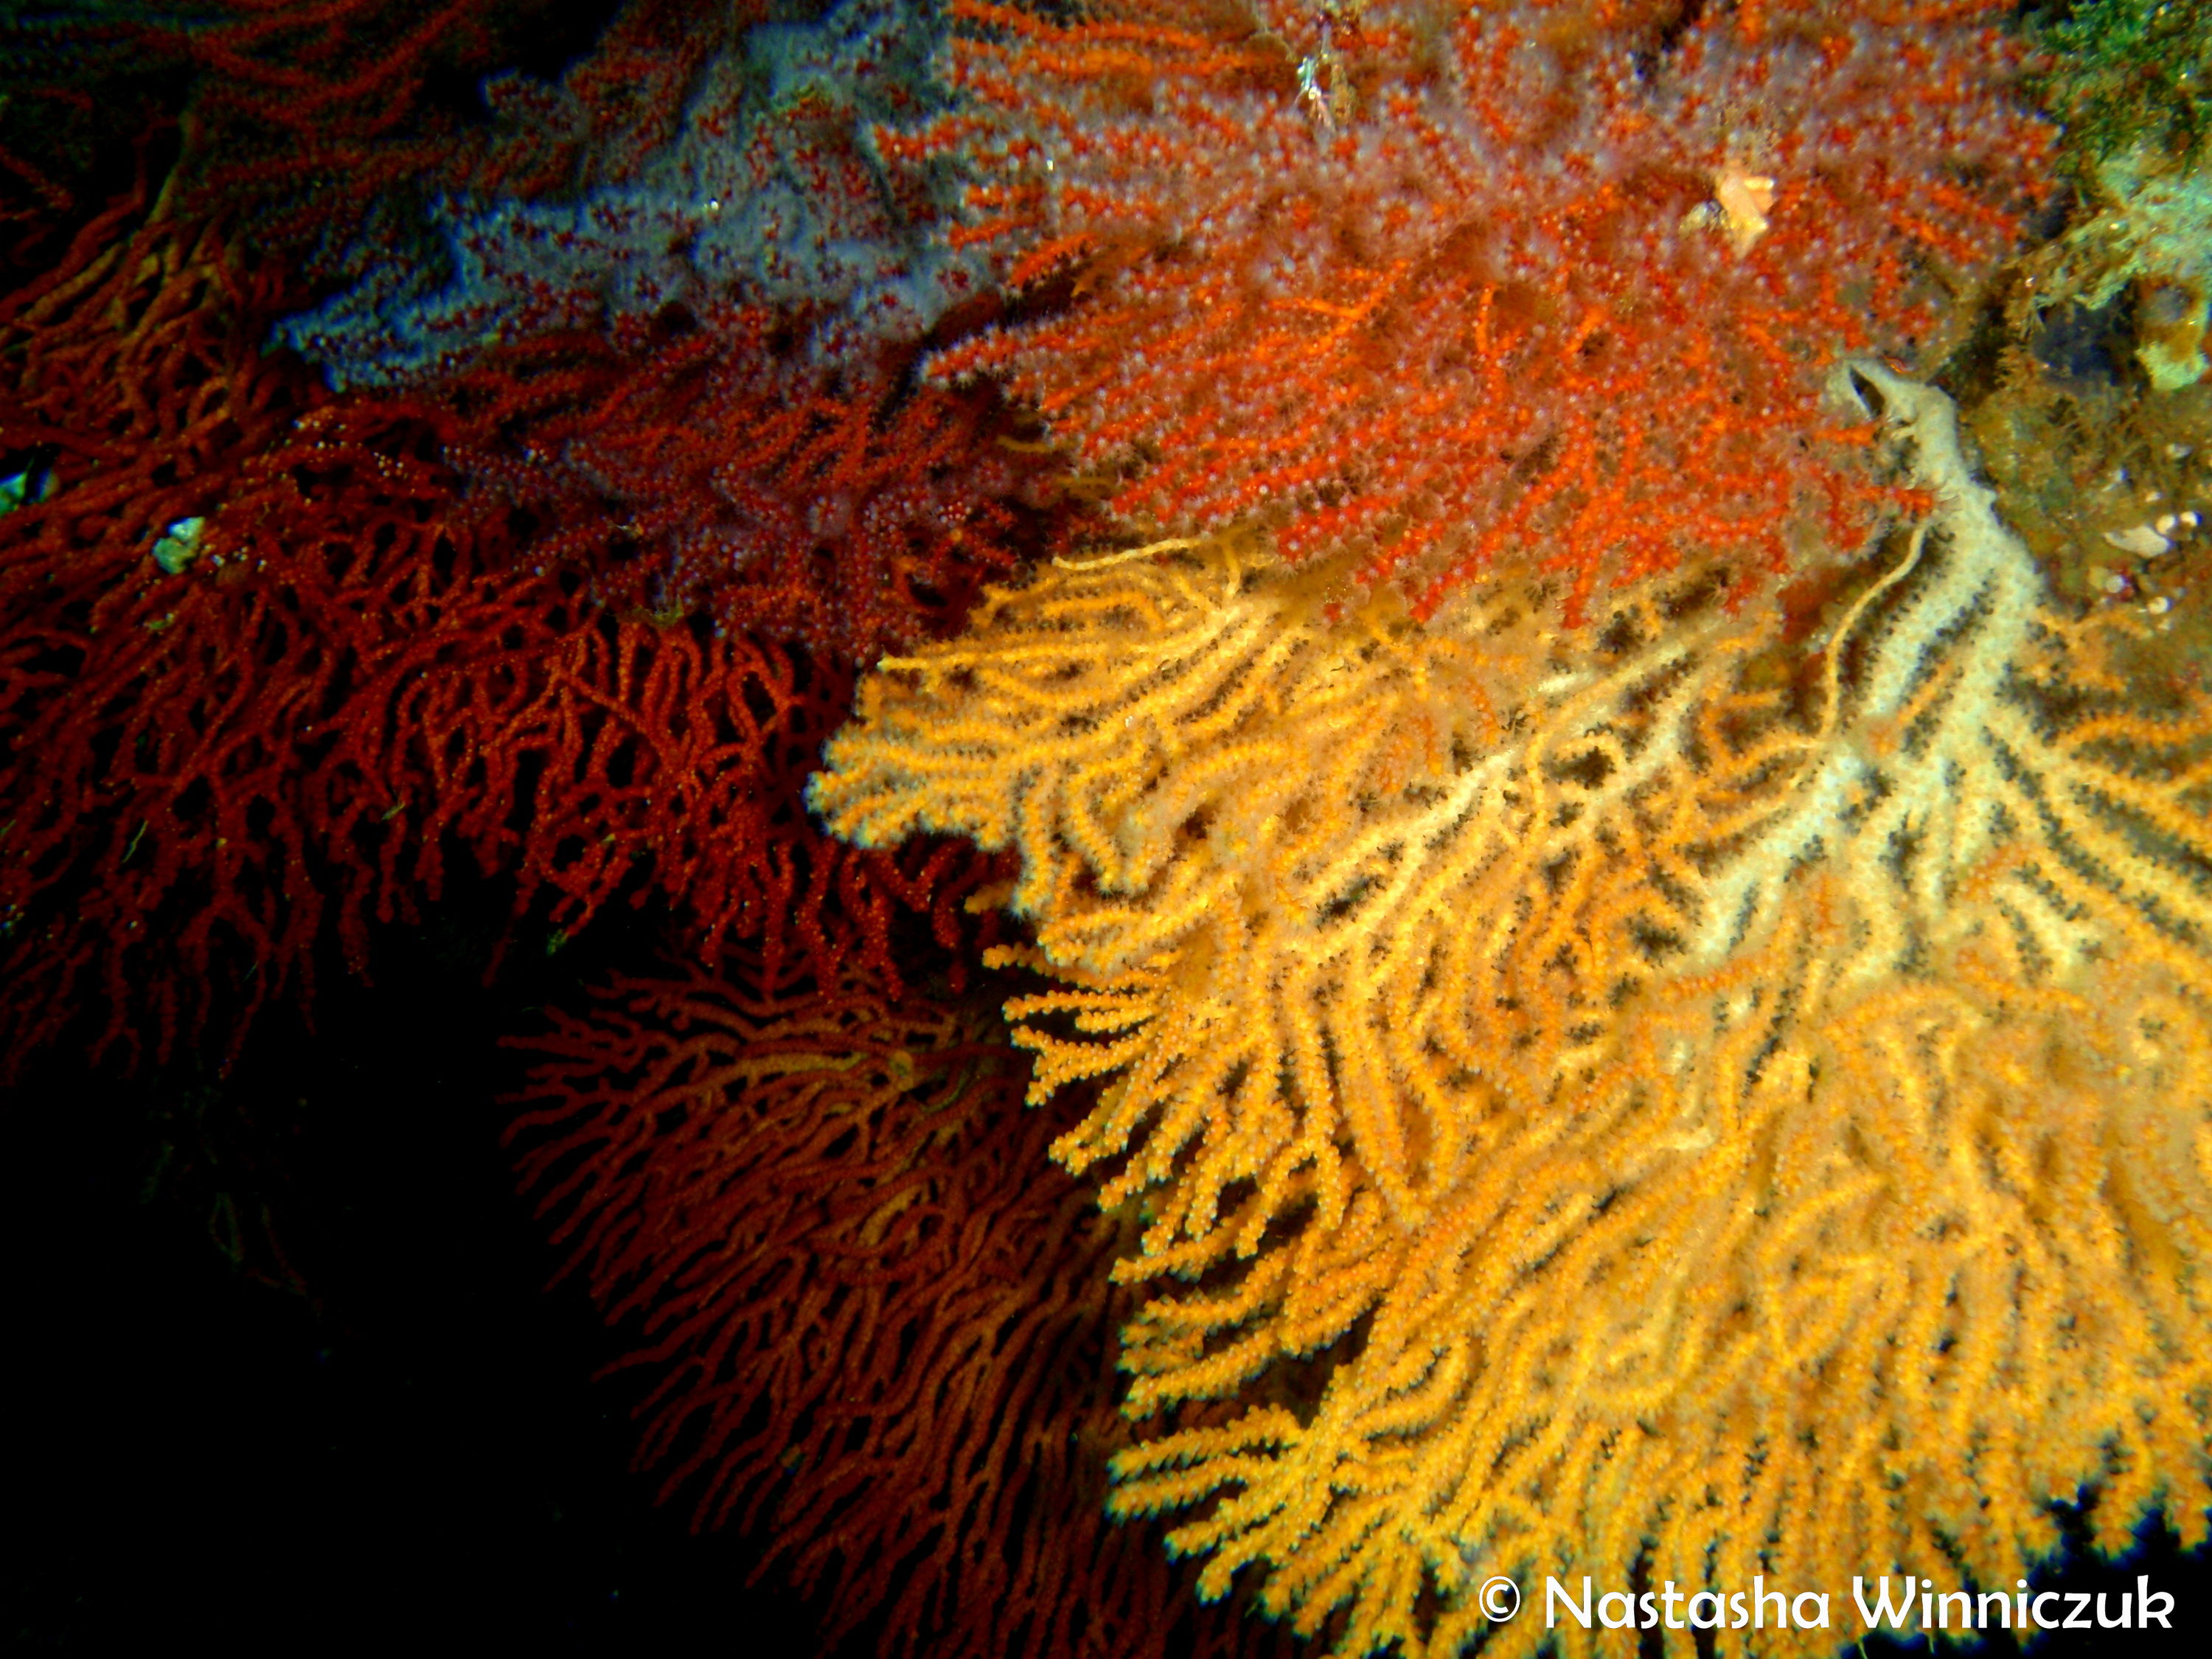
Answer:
275, 0, 983, 389
811, 366, 2212, 1656
442, 305, 1057, 658
920, 0, 2050, 618
506, 950, 1304, 1659
0, 184, 998, 1072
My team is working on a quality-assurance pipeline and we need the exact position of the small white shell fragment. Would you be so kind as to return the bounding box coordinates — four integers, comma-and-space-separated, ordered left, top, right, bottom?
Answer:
2157, 513, 2179, 535
2149, 595, 2174, 613
2102, 571, 2130, 593
2104, 524, 2174, 557
2185, 510, 2203, 529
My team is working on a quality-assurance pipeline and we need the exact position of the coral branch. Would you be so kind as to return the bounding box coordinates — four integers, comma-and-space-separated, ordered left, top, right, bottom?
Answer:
274, 0, 978, 388
919, 0, 2049, 619
0, 199, 990, 1071
812, 368, 2212, 1655
442, 309, 1053, 658
506, 951, 1298, 1659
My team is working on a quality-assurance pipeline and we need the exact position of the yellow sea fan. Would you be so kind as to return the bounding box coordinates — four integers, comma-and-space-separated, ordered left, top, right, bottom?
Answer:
1110, 928, 2212, 1659
808, 366, 2212, 1657
810, 525, 1779, 1247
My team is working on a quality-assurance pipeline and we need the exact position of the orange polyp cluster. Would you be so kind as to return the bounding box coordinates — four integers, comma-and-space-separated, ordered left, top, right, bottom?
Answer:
918, 0, 2051, 618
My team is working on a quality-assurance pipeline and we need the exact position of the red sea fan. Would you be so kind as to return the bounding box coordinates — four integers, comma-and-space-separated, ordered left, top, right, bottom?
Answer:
506, 952, 1298, 1659
369, 605, 1007, 995
0, 192, 333, 1065
0, 190, 999, 1072
922, 0, 2051, 619
456, 0, 752, 201
450, 308, 1053, 659
171, 0, 536, 244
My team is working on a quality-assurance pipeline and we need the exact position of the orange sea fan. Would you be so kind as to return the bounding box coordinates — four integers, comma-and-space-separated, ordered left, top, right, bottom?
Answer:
920, 0, 2049, 620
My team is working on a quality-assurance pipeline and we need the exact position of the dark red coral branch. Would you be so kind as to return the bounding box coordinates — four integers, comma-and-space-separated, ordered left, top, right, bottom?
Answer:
506, 953, 1296, 1659
447, 308, 1054, 659
137, 1, 476, 258
0, 197, 1007, 1073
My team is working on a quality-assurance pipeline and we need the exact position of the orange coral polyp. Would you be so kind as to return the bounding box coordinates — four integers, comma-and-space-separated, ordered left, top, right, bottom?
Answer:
923, 0, 2049, 619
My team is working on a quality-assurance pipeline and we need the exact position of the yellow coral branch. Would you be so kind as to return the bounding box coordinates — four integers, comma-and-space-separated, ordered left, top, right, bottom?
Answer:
809, 368, 2212, 1658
